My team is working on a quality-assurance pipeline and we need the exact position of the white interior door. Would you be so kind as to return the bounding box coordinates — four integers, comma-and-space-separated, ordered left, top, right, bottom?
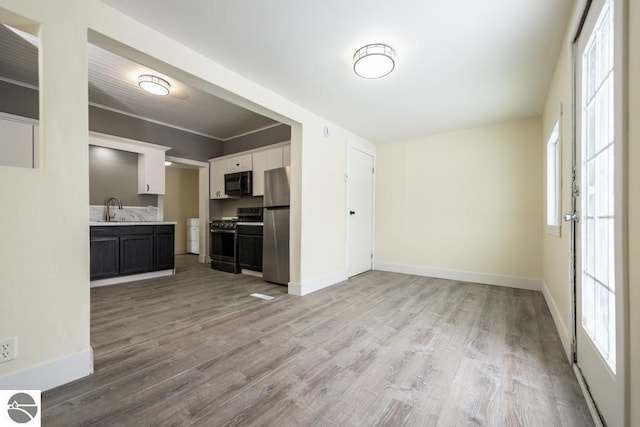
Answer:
347, 144, 374, 277
573, 0, 625, 424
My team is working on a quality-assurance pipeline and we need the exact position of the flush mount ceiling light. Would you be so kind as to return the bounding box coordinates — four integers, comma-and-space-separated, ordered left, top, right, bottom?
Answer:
164, 161, 172, 166
138, 74, 171, 96
353, 43, 396, 79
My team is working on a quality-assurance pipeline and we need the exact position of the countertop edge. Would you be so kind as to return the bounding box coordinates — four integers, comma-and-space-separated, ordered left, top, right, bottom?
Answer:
89, 221, 178, 226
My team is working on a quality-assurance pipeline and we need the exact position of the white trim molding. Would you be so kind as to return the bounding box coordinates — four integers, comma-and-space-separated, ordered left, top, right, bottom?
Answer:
165, 156, 209, 168
90, 269, 174, 288
0, 348, 93, 391
373, 262, 542, 291
89, 131, 170, 154
542, 281, 573, 361
0, 111, 39, 126
288, 271, 349, 296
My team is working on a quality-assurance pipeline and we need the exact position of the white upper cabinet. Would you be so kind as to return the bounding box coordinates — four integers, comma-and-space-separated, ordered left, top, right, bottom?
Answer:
252, 146, 284, 196
138, 148, 165, 194
89, 132, 170, 195
208, 142, 291, 198
226, 154, 252, 173
210, 157, 229, 199
210, 153, 252, 199
0, 116, 36, 168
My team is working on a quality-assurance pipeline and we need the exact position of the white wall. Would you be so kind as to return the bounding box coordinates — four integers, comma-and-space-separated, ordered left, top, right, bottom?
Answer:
375, 118, 543, 287
0, 0, 375, 388
0, 0, 92, 387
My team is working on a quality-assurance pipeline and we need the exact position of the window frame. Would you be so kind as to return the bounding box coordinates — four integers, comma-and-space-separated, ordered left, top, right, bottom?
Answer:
546, 119, 562, 237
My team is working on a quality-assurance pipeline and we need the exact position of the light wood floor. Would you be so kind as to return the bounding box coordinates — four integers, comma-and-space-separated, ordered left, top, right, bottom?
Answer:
43, 255, 593, 426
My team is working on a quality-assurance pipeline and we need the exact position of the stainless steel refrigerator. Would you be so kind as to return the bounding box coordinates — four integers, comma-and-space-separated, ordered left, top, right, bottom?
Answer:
263, 166, 290, 285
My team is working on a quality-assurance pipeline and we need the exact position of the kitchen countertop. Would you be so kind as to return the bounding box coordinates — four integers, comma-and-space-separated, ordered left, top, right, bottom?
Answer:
89, 221, 177, 226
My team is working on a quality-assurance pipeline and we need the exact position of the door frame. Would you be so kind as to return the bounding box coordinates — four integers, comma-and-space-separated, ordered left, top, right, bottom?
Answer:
165, 155, 210, 263
345, 140, 376, 277
569, 0, 629, 424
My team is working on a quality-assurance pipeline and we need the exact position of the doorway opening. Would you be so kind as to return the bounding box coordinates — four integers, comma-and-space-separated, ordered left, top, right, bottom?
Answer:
164, 156, 210, 264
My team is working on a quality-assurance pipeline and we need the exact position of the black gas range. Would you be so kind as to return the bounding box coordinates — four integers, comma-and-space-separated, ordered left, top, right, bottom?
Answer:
210, 207, 263, 273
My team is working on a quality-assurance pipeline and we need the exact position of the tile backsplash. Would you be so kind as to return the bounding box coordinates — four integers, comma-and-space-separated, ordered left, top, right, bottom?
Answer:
90, 205, 160, 222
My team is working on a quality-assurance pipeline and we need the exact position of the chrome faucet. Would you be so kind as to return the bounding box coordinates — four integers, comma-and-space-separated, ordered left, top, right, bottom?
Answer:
105, 196, 123, 222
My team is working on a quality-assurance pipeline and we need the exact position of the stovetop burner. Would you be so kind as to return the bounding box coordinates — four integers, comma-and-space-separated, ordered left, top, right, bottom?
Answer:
210, 219, 237, 230
210, 207, 263, 231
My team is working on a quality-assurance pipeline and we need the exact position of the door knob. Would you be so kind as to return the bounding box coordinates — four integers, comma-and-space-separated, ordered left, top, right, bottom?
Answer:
349, 210, 356, 215
563, 212, 579, 222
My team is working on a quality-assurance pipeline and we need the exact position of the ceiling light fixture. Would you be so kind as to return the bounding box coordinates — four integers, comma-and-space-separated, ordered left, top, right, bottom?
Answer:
164, 161, 172, 166
353, 43, 396, 79
138, 74, 171, 96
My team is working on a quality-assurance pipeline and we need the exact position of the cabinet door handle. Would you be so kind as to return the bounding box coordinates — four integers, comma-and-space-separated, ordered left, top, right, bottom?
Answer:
147, 184, 150, 192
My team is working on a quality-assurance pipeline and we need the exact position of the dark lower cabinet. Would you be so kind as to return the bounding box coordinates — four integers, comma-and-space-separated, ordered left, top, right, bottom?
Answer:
90, 236, 119, 279
155, 225, 175, 271
120, 234, 154, 275
90, 224, 175, 280
237, 225, 263, 272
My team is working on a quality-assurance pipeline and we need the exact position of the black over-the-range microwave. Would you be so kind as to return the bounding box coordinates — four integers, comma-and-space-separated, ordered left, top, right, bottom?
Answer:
224, 171, 253, 196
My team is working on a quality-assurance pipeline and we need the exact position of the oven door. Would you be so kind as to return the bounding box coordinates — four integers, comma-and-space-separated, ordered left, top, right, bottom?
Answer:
210, 229, 239, 273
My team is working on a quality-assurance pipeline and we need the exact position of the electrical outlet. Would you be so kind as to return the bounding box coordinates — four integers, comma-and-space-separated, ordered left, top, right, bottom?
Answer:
0, 337, 17, 363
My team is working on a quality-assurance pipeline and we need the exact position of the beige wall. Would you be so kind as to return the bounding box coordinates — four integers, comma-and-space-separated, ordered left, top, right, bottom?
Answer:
164, 167, 199, 254
540, 2, 579, 355
0, 0, 91, 380
627, 0, 639, 424
375, 118, 543, 282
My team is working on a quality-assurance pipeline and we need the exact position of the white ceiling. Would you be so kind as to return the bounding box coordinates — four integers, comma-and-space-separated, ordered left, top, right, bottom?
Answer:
100, 0, 574, 144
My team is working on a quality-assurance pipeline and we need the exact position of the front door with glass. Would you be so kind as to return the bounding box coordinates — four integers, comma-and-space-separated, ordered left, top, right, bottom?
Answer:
573, 0, 625, 424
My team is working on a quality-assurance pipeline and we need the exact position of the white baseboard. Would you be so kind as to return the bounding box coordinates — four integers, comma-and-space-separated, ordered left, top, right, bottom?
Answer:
288, 271, 349, 296
0, 348, 93, 391
90, 269, 174, 288
542, 281, 573, 361
373, 262, 542, 291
